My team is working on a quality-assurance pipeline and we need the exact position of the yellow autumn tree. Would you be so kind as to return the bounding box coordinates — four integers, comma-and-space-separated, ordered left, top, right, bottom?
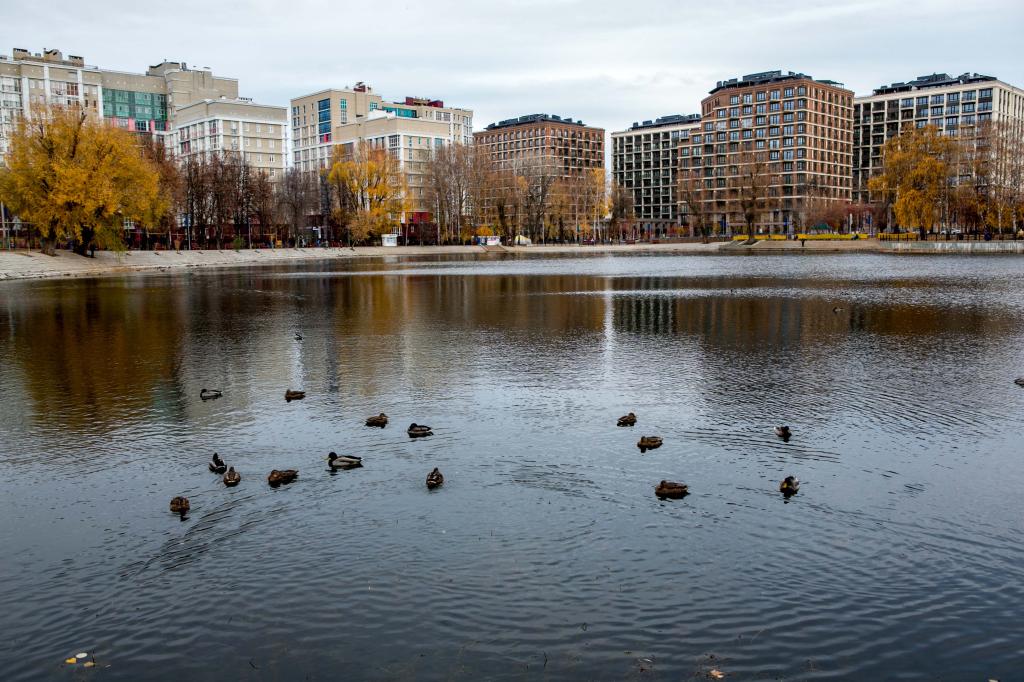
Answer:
868, 124, 955, 237
325, 143, 410, 245
0, 105, 164, 255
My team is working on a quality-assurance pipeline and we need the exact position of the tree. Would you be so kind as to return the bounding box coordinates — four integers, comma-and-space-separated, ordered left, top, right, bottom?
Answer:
276, 167, 316, 246
732, 150, 779, 240
139, 135, 180, 248
0, 105, 163, 255
677, 166, 713, 242
326, 143, 409, 245
250, 170, 277, 245
609, 181, 635, 240
425, 142, 473, 244
868, 124, 955, 238
520, 158, 558, 243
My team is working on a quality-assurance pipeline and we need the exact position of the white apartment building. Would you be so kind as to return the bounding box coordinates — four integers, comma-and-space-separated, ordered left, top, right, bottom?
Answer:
611, 114, 701, 233
172, 98, 287, 179
289, 82, 473, 221
853, 72, 1024, 203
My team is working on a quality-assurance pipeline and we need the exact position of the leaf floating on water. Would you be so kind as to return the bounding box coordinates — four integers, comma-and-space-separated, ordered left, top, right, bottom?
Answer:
65, 658, 77, 665
709, 670, 725, 680
84, 661, 96, 668
76, 653, 89, 659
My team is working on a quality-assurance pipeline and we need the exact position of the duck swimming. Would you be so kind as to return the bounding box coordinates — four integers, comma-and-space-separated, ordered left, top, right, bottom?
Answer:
209, 452, 227, 474
408, 423, 433, 438
1015, 378, 1024, 387
284, 390, 305, 402
169, 496, 190, 515
617, 412, 637, 427
426, 467, 444, 489
780, 475, 800, 497
365, 413, 388, 428
223, 467, 241, 487
655, 481, 688, 499
775, 425, 791, 440
199, 388, 222, 401
294, 333, 303, 341
268, 469, 299, 487
637, 436, 663, 453
327, 452, 363, 470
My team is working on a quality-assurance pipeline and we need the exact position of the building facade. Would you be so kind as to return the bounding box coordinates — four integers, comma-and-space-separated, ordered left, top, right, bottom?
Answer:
684, 70, 853, 234
289, 83, 473, 221
172, 99, 287, 179
611, 114, 701, 234
473, 113, 604, 177
853, 73, 1024, 204
0, 47, 240, 157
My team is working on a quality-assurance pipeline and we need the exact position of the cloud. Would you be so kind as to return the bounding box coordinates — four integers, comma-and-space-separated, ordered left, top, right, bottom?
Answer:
2, 0, 1022, 135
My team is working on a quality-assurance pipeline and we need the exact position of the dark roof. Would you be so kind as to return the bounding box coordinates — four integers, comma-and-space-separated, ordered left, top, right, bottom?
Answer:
484, 113, 590, 131
708, 70, 846, 94
871, 72, 997, 96
627, 114, 701, 131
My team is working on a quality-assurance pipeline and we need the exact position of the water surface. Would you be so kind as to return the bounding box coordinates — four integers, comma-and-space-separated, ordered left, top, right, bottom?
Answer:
1, 252, 1023, 680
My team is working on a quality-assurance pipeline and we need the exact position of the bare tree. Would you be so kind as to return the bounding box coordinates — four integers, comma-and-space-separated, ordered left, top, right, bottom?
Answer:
732, 150, 779, 240
609, 180, 635, 241
677, 166, 713, 242
276, 168, 316, 246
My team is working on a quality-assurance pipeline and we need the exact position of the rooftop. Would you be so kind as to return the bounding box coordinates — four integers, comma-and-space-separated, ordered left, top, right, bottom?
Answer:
870, 72, 998, 96
709, 70, 846, 94
625, 114, 701, 131
484, 113, 590, 131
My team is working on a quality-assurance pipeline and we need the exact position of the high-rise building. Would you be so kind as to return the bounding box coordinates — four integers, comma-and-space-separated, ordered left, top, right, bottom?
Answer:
853, 73, 1024, 204
0, 47, 240, 157
473, 113, 604, 177
172, 99, 287, 180
683, 70, 853, 234
611, 114, 701, 235
289, 83, 473, 221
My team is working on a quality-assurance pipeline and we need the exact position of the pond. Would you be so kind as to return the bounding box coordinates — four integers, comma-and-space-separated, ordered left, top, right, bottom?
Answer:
1, 252, 1022, 680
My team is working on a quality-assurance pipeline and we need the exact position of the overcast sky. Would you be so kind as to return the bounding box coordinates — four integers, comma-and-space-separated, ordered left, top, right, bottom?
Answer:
4, 0, 1023, 133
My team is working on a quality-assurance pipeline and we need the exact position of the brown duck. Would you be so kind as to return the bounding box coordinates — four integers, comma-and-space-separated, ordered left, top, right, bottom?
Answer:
365, 413, 388, 428
637, 436, 662, 453
268, 469, 299, 487
284, 390, 305, 402
617, 412, 637, 427
223, 467, 241, 487
426, 467, 444, 489
169, 496, 190, 515
654, 481, 688, 499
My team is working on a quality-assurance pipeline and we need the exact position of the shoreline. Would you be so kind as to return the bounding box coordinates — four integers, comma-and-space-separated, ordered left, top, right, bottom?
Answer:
0, 239, 1020, 282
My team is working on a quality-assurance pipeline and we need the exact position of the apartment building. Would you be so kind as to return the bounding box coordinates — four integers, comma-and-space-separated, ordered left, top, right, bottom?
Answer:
290, 82, 472, 175
172, 99, 287, 179
0, 47, 240, 156
289, 83, 473, 221
611, 114, 701, 234
473, 113, 605, 177
683, 70, 853, 234
853, 72, 1024, 203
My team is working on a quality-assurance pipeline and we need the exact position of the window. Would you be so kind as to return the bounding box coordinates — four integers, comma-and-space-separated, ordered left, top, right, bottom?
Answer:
784, 87, 794, 97
979, 88, 992, 99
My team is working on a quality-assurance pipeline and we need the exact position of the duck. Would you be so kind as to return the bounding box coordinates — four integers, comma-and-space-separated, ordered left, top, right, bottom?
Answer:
654, 481, 688, 499
1015, 378, 1024, 387
169, 496, 190, 515
780, 475, 800, 496
426, 467, 444, 489
617, 412, 637, 427
774, 425, 792, 440
637, 436, 663, 453
199, 388, 222, 401
327, 452, 363, 470
268, 469, 299, 487
407, 423, 433, 438
223, 467, 241, 487
208, 452, 227, 474
294, 333, 303, 341
365, 413, 388, 428
284, 389, 305, 402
